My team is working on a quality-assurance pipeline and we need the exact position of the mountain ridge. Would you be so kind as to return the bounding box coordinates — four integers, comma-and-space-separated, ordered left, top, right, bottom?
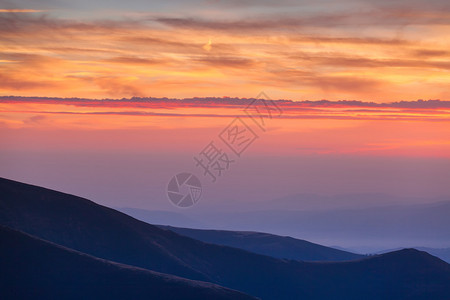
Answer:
0, 225, 257, 300
1, 177, 449, 300
159, 225, 364, 262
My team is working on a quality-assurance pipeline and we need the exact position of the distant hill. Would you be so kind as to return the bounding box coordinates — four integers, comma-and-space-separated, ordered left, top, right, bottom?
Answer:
160, 225, 363, 262
415, 248, 450, 264
174, 202, 450, 247
0, 225, 256, 300
117, 199, 450, 248
374, 247, 450, 264
264, 193, 436, 211
1, 177, 449, 300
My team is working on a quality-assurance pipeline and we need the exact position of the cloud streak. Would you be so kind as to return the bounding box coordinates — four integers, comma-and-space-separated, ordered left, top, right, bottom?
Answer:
0, 9, 45, 12
0, 7, 449, 100
1, 96, 449, 123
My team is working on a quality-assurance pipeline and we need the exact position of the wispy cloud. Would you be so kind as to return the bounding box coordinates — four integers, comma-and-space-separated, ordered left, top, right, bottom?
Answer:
2, 96, 450, 122
0, 9, 45, 13
1, 96, 449, 158
0, 7, 449, 100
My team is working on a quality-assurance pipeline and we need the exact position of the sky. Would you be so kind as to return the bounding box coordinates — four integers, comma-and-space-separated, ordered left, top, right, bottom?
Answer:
1, 96, 449, 211
1, 0, 450, 100
0, 0, 450, 212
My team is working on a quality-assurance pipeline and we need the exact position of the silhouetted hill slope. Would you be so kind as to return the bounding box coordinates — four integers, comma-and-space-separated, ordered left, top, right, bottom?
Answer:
413, 247, 450, 264
376, 247, 450, 264
1, 177, 449, 300
179, 202, 450, 246
0, 177, 208, 281
160, 225, 363, 261
300, 248, 450, 299
0, 225, 257, 300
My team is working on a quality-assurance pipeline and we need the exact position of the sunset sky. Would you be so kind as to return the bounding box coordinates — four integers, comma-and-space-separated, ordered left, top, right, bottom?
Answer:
1, 0, 449, 210
1, 0, 450, 100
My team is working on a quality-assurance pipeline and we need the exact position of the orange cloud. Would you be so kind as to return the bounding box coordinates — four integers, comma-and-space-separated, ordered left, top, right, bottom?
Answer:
0, 11, 449, 100
0, 97, 449, 159
0, 9, 45, 13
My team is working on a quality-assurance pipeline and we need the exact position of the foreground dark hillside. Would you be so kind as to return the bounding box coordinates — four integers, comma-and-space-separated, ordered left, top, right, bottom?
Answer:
1, 177, 449, 300
0, 225, 256, 300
